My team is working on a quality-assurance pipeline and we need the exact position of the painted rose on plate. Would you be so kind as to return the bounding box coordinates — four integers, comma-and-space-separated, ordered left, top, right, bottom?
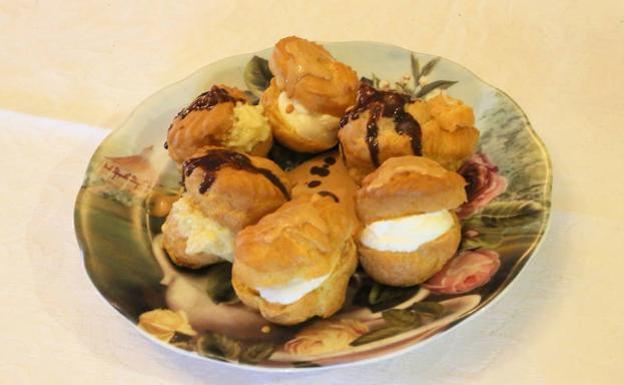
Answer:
284, 319, 369, 356
138, 308, 196, 342
457, 153, 508, 218
424, 249, 501, 294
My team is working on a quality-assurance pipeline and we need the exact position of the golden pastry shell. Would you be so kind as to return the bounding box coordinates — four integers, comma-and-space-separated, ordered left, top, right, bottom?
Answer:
261, 79, 337, 153
356, 156, 467, 224
233, 194, 355, 289
232, 239, 357, 325
166, 85, 271, 164
269, 36, 358, 116
184, 147, 290, 231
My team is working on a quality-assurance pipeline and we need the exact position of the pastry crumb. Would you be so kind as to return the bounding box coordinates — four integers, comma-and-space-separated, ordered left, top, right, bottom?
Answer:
261, 325, 271, 333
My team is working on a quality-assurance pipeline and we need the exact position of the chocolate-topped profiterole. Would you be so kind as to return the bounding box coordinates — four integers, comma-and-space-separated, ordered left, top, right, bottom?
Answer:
339, 83, 422, 167
338, 83, 480, 182
175, 85, 246, 121
167, 85, 273, 164
161, 147, 290, 268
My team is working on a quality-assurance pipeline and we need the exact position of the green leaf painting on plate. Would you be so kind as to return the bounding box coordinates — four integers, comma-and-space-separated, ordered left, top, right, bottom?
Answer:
352, 302, 445, 346
410, 54, 420, 86
480, 200, 544, 227
197, 333, 275, 364
204, 263, 238, 304
244, 55, 273, 98
353, 280, 421, 313
369, 54, 457, 99
416, 80, 458, 98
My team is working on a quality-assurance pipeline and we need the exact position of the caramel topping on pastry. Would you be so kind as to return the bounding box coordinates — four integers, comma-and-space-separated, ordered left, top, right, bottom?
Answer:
356, 156, 466, 223
269, 36, 358, 116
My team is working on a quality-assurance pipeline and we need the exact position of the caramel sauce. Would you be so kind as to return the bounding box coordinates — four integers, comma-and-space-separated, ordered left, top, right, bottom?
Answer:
183, 149, 290, 199
340, 83, 422, 167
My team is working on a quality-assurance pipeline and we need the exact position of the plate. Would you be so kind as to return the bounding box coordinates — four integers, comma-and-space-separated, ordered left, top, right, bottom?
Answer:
74, 41, 552, 370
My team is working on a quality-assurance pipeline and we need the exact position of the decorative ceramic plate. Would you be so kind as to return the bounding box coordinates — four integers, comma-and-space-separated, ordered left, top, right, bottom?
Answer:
74, 41, 551, 370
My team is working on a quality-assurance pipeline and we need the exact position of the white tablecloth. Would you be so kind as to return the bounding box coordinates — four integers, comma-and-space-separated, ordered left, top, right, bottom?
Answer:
1, 1, 623, 384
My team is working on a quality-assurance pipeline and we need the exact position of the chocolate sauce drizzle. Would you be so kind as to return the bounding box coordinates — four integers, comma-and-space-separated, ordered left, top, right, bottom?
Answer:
309, 155, 336, 177
318, 190, 339, 203
182, 149, 290, 199
175, 85, 246, 121
307, 180, 321, 188
340, 83, 422, 167
310, 166, 330, 177
164, 86, 245, 149
323, 156, 336, 165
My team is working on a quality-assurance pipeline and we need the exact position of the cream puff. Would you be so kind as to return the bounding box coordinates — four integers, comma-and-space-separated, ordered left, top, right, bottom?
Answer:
338, 83, 479, 181
419, 93, 480, 171
355, 156, 466, 286
166, 85, 272, 164
232, 193, 357, 325
261, 36, 358, 153
162, 147, 290, 268
161, 193, 235, 268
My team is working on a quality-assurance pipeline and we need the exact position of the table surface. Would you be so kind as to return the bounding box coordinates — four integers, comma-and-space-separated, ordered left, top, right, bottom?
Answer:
1, 1, 623, 384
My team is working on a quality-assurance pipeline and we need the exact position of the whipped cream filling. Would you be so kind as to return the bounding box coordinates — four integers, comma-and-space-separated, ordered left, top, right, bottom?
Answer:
360, 210, 454, 252
168, 195, 235, 261
256, 273, 330, 305
226, 103, 271, 153
277, 91, 339, 146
